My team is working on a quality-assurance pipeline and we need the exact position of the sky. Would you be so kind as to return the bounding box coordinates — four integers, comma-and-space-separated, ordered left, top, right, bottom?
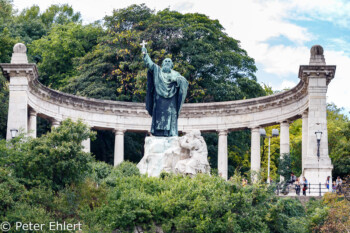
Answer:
12, 0, 350, 114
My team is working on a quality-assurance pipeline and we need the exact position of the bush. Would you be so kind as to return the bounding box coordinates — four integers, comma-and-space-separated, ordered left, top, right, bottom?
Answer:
115, 161, 141, 177
89, 161, 113, 184
104, 161, 140, 187
0, 119, 95, 191
266, 198, 306, 233
88, 173, 276, 232
0, 167, 26, 216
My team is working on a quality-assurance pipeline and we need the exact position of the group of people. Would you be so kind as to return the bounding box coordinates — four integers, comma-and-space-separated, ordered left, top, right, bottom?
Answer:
290, 173, 308, 196
326, 176, 343, 193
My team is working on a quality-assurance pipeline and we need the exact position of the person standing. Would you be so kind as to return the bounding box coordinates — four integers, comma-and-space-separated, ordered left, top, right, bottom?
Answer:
302, 177, 308, 196
295, 178, 301, 196
290, 172, 297, 184
336, 176, 342, 193
326, 176, 330, 190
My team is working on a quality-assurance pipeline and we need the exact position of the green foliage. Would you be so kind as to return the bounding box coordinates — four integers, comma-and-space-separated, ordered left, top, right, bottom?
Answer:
9, 4, 81, 44
0, 119, 96, 191
29, 22, 103, 88
91, 173, 274, 232
89, 160, 113, 184
0, 167, 26, 216
266, 198, 306, 233
0, 75, 9, 139
326, 103, 350, 178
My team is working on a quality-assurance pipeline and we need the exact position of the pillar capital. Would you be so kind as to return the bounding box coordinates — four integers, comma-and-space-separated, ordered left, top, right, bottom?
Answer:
113, 128, 126, 135
279, 120, 291, 125
29, 109, 37, 117
250, 127, 260, 133
302, 110, 308, 118
217, 129, 228, 136
51, 119, 61, 127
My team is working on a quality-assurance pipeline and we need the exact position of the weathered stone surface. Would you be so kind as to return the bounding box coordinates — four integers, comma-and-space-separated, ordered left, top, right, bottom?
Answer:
11, 43, 28, 64
137, 130, 210, 177
174, 130, 210, 175
137, 136, 182, 177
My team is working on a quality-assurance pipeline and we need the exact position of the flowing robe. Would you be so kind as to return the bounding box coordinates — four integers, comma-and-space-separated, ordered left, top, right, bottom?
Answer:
144, 54, 188, 137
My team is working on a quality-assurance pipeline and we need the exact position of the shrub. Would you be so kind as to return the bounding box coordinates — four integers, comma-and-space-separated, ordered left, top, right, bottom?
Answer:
89, 173, 277, 232
0, 119, 95, 191
0, 167, 25, 216
266, 198, 306, 233
89, 161, 113, 184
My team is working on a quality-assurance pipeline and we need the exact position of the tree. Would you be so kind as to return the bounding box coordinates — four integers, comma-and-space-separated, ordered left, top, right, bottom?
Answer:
9, 4, 82, 44
63, 4, 265, 103
0, 27, 17, 139
327, 104, 350, 178
29, 22, 103, 88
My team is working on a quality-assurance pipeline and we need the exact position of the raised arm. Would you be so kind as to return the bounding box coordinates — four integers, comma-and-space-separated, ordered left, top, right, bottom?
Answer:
142, 47, 154, 70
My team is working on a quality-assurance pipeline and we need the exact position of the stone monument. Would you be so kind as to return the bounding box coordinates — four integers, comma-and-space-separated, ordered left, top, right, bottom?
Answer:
137, 130, 211, 177
137, 42, 210, 176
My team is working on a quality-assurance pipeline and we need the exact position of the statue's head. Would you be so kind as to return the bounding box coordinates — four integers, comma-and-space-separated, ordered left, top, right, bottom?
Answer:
161, 58, 173, 73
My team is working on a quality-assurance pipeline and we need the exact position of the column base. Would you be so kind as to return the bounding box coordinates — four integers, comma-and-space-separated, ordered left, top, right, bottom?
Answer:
303, 167, 332, 195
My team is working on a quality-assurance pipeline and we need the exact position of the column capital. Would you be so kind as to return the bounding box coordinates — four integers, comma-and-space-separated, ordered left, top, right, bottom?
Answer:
52, 119, 61, 127
250, 127, 260, 132
114, 128, 126, 135
217, 129, 228, 136
280, 120, 291, 125
302, 110, 308, 118
29, 109, 37, 117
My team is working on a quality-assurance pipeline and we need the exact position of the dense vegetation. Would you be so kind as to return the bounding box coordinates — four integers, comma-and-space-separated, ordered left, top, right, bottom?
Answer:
0, 119, 348, 232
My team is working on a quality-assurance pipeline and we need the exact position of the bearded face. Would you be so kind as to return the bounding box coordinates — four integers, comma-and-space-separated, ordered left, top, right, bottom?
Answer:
161, 58, 173, 73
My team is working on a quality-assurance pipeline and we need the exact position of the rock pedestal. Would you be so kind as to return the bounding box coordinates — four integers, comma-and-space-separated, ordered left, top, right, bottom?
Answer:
137, 136, 183, 177
137, 130, 210, 177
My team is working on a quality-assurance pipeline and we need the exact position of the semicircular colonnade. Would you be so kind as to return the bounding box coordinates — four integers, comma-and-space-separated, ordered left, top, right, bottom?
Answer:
0, 43, 336, 185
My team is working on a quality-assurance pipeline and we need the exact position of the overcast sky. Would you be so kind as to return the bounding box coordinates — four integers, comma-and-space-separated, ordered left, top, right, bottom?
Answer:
12, 0, 350, 114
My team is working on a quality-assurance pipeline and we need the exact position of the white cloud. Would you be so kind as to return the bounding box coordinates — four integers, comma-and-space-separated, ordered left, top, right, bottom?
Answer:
325, 50, 350, 110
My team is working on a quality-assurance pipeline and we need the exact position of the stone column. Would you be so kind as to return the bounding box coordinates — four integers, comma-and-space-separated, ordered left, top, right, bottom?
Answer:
51, 119, 61, 128
114, 128, 125, 167
6, 44, 29, 140
218, 129, 228, 180
302, 45, 334, 188
302, 111, 308, 173
280, 121, 290, 157
251, 127, 261, 177
82, 138, 90, 153
28, 110, 37, 138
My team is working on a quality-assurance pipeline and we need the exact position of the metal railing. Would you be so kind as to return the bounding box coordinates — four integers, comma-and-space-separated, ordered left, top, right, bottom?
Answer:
275, 183, 338, 196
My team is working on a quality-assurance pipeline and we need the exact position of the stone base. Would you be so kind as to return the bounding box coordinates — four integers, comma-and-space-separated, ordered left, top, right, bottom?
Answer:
137, 136, 183, 177
137, 132, 210, 177
303, 167, 332, 195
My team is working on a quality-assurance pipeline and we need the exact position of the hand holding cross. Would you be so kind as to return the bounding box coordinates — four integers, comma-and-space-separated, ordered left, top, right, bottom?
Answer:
140, 40, 148, 54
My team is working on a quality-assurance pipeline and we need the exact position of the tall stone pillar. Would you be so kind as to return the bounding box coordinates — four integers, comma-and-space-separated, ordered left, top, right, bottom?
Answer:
302, 111, 308, 173
28, 110, 37, 138
251, 127, 261, 179
218, 129, 228, 180
82, 138, 90, 153
280, 121, 290, 157
6, 43, 29, 140
300, 45, 335, 187
114, 128, 125, 167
